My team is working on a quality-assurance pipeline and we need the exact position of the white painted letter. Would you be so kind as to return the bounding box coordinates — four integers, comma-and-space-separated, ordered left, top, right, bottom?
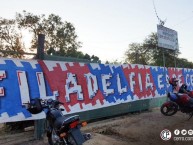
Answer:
190, 75, 193, 86
36, 72, 47, 98
129, 72, 135, 92
84, 73, 98, 99
65, 73, 83, 102
117, 74, 127, 95
17, 71, 30, 104
101, 74, 114, 96
186, 74, 190, 86
158, 75, 164, 89
138, 73, 143, 92
146, 74, 153, 90
177, 75, 183, 87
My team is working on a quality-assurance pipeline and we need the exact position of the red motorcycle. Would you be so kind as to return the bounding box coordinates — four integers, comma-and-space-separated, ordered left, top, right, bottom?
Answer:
160, 78, 193, 120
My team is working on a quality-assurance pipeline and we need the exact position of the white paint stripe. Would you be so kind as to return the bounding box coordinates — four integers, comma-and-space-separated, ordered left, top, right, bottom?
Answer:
17, 71, 30, 104
36, 72, 46, 98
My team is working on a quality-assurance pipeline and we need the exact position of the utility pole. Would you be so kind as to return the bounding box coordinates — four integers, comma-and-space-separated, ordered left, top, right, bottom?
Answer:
37, 34, 45, 60
135, 50, 139, 64
34, 34, 46, 140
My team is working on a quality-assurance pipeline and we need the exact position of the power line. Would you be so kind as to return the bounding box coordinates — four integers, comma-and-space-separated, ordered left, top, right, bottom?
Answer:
152, 0, 166, 26
172, 14, 193, 27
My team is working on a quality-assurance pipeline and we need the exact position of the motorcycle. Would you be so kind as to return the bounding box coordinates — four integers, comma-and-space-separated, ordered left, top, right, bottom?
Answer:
160, 78, 193, 120
26, 98, 91, 145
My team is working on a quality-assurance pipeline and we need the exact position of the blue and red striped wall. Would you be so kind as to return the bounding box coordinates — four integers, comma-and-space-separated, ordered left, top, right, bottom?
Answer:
0, 58, 192, 123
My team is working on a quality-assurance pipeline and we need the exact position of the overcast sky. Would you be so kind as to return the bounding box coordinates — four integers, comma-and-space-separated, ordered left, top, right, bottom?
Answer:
0, 0, 193, 63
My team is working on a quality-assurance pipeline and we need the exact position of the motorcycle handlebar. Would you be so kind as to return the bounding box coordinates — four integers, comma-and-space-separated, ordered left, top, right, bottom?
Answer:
44, 99, 64, 108
25, 98, 64, 108
24, 98, 65, 114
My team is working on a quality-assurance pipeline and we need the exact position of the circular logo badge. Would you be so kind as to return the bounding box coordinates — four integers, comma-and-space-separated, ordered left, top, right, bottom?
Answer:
188, 129, 193, 135
160, 129, 172, 141
181, 129, 187, 135
174, 129, 180, 135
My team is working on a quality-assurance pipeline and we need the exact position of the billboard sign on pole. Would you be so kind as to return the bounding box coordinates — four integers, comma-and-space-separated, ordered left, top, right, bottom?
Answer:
157, 25, 179, 51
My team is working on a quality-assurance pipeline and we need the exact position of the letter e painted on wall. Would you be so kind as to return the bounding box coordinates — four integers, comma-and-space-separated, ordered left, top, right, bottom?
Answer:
101, 74, 114, 96
84, 73, 98, 99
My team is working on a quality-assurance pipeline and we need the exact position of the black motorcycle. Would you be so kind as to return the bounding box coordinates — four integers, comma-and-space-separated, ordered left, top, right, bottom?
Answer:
26, 98, 91, 145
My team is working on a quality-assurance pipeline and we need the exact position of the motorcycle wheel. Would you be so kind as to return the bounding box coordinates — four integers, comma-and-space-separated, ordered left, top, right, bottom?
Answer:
160, 102, 178, 116
187, 112, 193, 120
68, 134, 80, 145
48, 130, 65, 145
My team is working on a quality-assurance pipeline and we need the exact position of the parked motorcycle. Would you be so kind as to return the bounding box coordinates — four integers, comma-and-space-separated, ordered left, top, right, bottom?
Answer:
179, 83, 193, 98
160, 78, 193, 120
26, 98, 91, 145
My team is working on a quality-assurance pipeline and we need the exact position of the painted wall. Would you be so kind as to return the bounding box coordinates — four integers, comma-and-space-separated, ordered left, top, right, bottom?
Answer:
0, 58, 193, 123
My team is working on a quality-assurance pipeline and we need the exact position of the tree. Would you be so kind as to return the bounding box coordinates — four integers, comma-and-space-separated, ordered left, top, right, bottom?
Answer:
16, 11, 81, 57
0, 18, 24, 58
105, 59, 123, 64
124, 32, 185, 67
0, 10, 101, 62
176, 58, 193, 68
125, 43, 151, 65
90, 55, 101, 63
83, 53, 91, 60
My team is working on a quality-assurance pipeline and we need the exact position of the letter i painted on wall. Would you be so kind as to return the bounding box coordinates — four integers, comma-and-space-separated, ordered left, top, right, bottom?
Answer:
17, 71, 30, 104
17, 71, 51, 104
36, 72, 47, 98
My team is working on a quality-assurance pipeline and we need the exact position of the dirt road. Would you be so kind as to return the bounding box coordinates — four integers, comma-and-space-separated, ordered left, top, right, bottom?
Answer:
2, 108, 193, 145
82, 108, 193, 145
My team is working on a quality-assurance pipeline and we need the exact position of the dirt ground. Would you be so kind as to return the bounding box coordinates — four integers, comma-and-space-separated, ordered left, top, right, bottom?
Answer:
1, 108, 193, 145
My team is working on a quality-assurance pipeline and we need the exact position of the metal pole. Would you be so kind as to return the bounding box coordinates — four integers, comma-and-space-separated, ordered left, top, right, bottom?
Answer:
135, 50, 138, 64
34, 119, 46, 139
162, 49, 166, 83
34, 34, 46, 140
162, 49, 166, 68
174, 50, 177, 76
37, 34, 45, 60
174, 51, 177, 68
162, 49, 167, 94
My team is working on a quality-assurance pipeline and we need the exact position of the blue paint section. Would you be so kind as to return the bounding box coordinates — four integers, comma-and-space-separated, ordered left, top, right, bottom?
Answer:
88, 64, 133, 103
112, 65, 134, 100
0, 60, 52, 119
150, 67, 168, 95
0, 60, 30, 117
45, 79, 53, 97
182, 69, 193, 90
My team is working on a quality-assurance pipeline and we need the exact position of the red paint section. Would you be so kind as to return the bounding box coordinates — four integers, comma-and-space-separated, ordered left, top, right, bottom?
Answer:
168, 68, 184, 90
0, 88, 4, 96
36, 72, 41, 85
39, 61, 104, 112
0, 73, 6, 80
123, 65, 156, 99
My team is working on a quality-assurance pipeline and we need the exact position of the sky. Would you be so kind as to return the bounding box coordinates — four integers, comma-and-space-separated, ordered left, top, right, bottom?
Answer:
0, 0, 193, 63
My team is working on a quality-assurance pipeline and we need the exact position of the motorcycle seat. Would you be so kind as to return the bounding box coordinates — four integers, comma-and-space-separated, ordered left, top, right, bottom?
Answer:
54, 115, 80, 129
176, 93, 189, 98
